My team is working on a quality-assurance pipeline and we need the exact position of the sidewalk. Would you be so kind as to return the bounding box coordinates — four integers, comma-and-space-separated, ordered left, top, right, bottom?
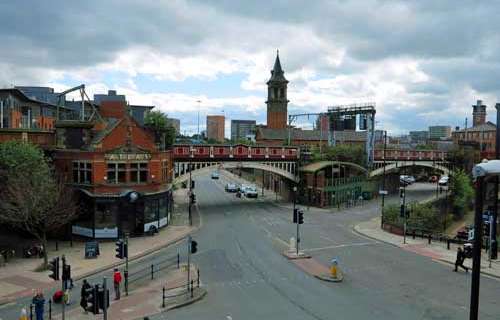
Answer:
354, 217, 500, 279
0, 188, 197, 305
53, 264, 206, 320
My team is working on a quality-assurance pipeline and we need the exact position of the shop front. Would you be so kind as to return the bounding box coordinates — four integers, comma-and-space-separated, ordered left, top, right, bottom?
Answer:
72, 188, 173, 239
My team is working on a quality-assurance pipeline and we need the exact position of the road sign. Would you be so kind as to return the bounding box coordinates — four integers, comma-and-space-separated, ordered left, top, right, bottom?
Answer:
379, 190, 388, 195
468, 228, 474, 241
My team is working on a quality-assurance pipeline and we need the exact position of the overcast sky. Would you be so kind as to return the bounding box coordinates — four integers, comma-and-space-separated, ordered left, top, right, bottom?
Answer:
1, 1, 499, 135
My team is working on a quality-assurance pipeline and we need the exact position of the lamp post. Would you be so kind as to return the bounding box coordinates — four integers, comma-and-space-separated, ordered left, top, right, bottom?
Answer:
381, 130, 387, 228
188, 147, 196, 226
470, 159, 500, 320
293, 185, 300, 255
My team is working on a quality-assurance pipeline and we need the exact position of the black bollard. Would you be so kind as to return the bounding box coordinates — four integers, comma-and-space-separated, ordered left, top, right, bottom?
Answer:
428, 234, 432, 244
30, 304, 33, 320
177, 253, 180, 269
197, 269, 200, 288
412, 230, 416, 239
124, 270, 129, 296
55, 240, 58, 251
190, 280, 194, 298
447, 239, 450, 250
162, 286, 165, 308
151, 264, 154, 280
49, 299, 52, 320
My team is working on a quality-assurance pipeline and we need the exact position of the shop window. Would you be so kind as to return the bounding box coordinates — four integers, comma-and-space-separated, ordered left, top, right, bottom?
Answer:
106, 163, 126, 184
130, 162, 149, 183
144, 199, 158, 223
159, 198, 168, 220
72, 161, 92, 184
95, 203, 116, 229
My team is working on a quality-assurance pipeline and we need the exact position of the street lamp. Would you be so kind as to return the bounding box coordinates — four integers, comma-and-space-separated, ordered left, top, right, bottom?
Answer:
470, 159, 500, 320
188, 147, 197, 226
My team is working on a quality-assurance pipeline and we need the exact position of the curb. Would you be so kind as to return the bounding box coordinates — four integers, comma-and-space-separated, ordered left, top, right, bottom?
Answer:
165, 287, 207, 311
314, 273, 344, 283
353, 223, 500, 281
0, 206, 201, 307
436, 258, 500, 280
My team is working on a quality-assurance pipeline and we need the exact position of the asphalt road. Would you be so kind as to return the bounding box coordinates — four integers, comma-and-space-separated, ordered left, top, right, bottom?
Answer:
1, 175, 499, 320
153, 175, 500, 320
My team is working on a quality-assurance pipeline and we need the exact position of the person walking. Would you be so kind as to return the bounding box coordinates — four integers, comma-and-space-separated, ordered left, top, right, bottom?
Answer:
454, 247, 469, 272
80, 279, 91, 313
32, 290, 45, 320
113, 268, 122, 300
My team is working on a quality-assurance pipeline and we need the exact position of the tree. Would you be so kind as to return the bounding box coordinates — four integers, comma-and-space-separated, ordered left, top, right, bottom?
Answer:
449, 169, 474, 218
0, 141, 77, 268
144, 110, 176, 149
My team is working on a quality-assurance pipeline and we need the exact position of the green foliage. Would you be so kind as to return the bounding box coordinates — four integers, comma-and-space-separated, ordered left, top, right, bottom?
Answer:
144, 110, 176, 149
234, 139, 255, 145
312, 144, 367, 166
0, 140, 49, 177
384, 202, 442, 232
144, 110, 168, 131
446, 146, 479, 171
449, 169, 474, 218
415, 144, 433, 150
0, 141, 77, 267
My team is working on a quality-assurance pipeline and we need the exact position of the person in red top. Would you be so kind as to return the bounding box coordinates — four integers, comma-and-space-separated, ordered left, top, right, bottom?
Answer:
113, 268, 122, 300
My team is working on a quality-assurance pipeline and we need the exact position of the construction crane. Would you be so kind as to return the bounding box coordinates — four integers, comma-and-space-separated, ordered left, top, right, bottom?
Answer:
56, 84, 99, 122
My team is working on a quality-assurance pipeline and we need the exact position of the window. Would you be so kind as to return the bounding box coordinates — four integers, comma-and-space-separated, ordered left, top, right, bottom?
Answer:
162, 160, 169, 182
107, 163, 126, 184
72, 161, 92, 184
130, 162, 149, 183
279, 88, 284, 98
144, 199, 158, 223
273, 88, 279, 99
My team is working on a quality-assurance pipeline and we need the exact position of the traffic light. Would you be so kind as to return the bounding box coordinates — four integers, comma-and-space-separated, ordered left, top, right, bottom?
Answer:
48, 257, 59, 280
97, 286, 109, 312
298, 210, 304, 224
115, 240, 124, 259
190, 193, 197, 204
85, 285, 98, 314
293, 208, 298, 223
191, 180, 195, 189
190, 240, 198, 254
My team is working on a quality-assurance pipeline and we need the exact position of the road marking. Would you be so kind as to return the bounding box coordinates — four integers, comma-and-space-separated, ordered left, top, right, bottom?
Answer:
304, 241, 377, 253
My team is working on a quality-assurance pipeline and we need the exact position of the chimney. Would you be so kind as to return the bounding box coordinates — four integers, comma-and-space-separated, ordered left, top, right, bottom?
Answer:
99, 100, 127, 119
472, 100, 487, 126
455, 126, 460, 131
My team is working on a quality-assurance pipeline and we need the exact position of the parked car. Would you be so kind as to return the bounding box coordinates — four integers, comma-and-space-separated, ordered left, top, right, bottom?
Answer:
428, 175, 438, 183
406, 176, 416, 184
438, 175, 449, 186
211, 171, 220, 179
244, 186, 259, 198
400, 175, 412, 186
225, 183, 238, 192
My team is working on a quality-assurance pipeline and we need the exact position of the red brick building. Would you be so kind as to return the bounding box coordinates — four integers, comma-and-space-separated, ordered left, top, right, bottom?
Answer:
53, 99, 174, 238
207, 115, 225, 142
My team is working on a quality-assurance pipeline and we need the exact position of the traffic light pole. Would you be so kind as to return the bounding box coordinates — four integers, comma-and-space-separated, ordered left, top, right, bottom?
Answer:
187, 236, 191, 295
381, 130, 387, 228
470, 176, 484, 320
61, 272, 65, 320
103, 277, 108, 320
125, 234, 129, 296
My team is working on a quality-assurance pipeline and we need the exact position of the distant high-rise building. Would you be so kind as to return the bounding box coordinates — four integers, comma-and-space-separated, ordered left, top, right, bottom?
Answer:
428, 126, 451, 140
266, 51, 288, 129
409, 130, 429, 142
231, 120, 256, 141
206, 115, 225, 142
166, 118, 180, 134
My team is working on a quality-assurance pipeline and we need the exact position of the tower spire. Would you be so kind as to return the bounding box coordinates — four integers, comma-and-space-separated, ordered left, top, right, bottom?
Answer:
269, 50, 287, 83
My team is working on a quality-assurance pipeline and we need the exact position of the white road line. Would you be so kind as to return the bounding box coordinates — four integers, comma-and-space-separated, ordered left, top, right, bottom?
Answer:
304, 241, 378, 253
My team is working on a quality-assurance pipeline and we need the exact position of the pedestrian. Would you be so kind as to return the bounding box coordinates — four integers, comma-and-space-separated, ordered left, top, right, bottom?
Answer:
32, 290, 45, 320
454, 247, 469, 272
80, 279, 91, 313
113, 268, 122, 300
63, 289, 71, 305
